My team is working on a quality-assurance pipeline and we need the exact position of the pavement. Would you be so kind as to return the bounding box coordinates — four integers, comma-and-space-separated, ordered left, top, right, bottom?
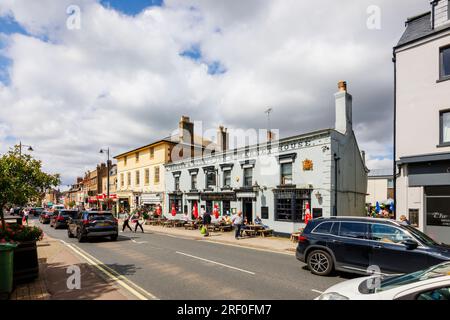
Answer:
10, 220, 134, 300
30, 217, 355, 300
137, 220, 298, 255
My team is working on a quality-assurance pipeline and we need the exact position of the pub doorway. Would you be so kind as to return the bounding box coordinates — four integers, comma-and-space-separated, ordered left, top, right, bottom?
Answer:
242, 199, 253, 223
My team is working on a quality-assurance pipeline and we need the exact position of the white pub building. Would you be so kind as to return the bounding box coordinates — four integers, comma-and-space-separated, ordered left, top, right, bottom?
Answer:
164, 82, 368, 236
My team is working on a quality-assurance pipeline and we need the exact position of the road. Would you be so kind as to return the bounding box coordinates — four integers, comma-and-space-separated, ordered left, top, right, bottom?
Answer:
35, 217, 356, 300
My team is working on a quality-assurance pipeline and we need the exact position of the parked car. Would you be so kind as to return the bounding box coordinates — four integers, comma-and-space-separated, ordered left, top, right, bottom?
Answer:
67, 211, 118, 242
50, 210, 79, 229
39, 211, 55, 224
296, 217, 450, 276
30, 207, 44, 217
52, 204, 65, 211
13, 207, 23, 216
316, 262, 450, 300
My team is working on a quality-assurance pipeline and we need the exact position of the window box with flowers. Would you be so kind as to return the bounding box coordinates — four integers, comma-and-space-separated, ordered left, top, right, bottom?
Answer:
0, 223, 44, 285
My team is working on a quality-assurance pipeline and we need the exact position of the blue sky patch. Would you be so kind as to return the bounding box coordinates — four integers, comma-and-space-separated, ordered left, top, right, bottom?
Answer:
0, 55, 12, 85
207, 61, 227, 75
180, 44, 202, 61
0, 15, 27, 35
100, 0, 163, 16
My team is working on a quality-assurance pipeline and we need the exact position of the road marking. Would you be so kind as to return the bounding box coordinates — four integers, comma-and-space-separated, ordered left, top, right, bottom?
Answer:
123, 235, 148, 244
59, 240, 158, 300
202, 240, 295, 256
311, 289, 323, 294
176, 251, 255, 275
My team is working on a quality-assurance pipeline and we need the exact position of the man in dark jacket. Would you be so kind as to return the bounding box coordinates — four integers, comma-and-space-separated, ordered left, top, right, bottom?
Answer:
202, 211, 212, 237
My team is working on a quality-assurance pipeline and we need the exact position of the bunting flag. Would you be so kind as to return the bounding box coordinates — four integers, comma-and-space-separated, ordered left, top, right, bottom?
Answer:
213, 203, 220, 219
304, 202, 312, 225
193, 202, 199, 219
171, 203, 177, 217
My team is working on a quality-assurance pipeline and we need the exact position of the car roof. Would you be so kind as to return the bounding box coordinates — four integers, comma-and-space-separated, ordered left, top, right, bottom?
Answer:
313, 216, 401, 226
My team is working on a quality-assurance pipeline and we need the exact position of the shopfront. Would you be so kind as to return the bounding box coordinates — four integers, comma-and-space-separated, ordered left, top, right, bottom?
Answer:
141, 192, 163, 213
201, 192, 237, 217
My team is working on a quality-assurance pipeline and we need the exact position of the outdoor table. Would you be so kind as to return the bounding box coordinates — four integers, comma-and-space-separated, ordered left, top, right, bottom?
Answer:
3, 215, 22, 226
219, 224, 233, 232
184, 222, 197, 230
162, 220, 173, 228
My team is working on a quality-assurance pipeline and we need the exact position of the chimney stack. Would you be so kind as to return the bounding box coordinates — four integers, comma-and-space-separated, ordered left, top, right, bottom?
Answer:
217, 126, 229, 152
179, 116, 195, 159
335, 80, 353, 135
267, 130, 276, 142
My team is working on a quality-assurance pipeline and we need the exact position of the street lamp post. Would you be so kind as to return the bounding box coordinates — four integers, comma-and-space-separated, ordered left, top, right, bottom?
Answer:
18, 141, 33, 156
100, 148, 110, 211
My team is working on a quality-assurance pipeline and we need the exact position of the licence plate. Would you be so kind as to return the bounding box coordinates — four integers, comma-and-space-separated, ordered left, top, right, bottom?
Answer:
96, 222, 109, 227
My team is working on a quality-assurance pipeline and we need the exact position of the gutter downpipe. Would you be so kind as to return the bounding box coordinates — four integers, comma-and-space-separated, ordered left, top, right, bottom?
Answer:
393, 49, 397, 220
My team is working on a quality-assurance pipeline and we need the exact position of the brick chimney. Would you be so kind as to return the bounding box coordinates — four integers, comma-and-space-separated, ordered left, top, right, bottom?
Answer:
267, 130, 276, 142
217, 126, 229, 152
335, 80, 353, 135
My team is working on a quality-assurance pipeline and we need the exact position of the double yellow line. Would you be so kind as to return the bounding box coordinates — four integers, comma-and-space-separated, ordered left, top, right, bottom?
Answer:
60, 240, 158, 300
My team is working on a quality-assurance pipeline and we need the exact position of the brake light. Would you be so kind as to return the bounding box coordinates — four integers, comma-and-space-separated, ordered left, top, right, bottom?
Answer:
57, 216, 64, 221
298, 235, 308, 243
83, 220, 90, 225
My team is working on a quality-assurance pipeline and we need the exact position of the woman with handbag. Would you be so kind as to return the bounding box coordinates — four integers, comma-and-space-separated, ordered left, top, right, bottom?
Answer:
133, 212, 145, 233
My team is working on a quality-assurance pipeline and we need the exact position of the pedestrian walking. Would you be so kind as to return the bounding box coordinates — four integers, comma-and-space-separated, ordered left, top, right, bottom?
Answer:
22, 208, 29, 225
133, 212, 145, 233
122, 210, 133, 232
202, 211, 211, 237
232, 211, 244, 240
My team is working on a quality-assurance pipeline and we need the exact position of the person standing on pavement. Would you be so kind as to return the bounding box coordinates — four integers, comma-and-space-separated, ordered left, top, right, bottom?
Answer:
122, 210, 133, 232
134, 212, 145, 233
232, 211, 244, 240
202, 210, 212, 237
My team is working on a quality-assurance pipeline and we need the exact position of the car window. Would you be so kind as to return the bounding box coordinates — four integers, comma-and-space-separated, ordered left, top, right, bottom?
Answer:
331, 222, 340, 236
417, 287, 450, 300
88, 213, 114, 220
375, 263, 450, 294
61, 211, 78, 218
339, 222, 369, 239
370, 224, 413, 244
403, 226, 439, 246
313, 222, 333, 234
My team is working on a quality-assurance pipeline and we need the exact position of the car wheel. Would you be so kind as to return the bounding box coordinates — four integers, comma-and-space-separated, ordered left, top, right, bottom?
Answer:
77, 229, 85, 243
307, 250, 334, 276
68, 228, 74, 238
110, 235, 118, 241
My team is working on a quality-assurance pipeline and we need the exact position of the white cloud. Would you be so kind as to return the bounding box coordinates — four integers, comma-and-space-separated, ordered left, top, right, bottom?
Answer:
0, 0, 430, 184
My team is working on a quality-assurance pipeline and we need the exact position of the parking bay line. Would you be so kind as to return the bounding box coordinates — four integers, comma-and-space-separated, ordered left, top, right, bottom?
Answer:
60, 240, 158, 300
176, 251, 255, 275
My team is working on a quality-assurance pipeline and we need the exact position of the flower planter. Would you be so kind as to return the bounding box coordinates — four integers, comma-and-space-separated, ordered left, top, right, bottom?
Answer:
13, 240, 39, 285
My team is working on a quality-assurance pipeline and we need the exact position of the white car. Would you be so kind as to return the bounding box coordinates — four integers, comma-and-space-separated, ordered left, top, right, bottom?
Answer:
316, 262, 450, 300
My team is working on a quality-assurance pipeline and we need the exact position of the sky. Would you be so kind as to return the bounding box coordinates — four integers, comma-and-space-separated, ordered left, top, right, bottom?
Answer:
0, 0, 431, 188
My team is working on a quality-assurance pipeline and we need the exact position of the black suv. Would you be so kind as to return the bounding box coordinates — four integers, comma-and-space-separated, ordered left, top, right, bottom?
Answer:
50, 210, 79, 229
296, 217, 450, 276
67, 211, 118, 242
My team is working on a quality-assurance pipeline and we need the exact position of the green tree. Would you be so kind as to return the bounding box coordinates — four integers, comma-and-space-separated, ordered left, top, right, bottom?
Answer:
0, 146, 60, 230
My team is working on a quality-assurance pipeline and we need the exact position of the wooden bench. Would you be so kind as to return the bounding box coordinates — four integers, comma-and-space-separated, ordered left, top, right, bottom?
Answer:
219, 225, 233, 232
290, 232, 301, 242
241, 229, 257, 237
257, 229, 273, 237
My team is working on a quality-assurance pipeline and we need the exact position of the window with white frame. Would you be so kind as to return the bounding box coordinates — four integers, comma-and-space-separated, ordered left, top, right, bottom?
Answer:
441, 110, 450, 145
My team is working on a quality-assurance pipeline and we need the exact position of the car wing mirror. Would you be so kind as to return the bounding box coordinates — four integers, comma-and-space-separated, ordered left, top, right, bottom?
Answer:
403, 239, 419, 250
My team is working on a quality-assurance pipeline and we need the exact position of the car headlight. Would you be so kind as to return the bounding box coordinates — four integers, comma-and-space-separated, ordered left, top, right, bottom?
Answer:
317, 292, 350, 300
